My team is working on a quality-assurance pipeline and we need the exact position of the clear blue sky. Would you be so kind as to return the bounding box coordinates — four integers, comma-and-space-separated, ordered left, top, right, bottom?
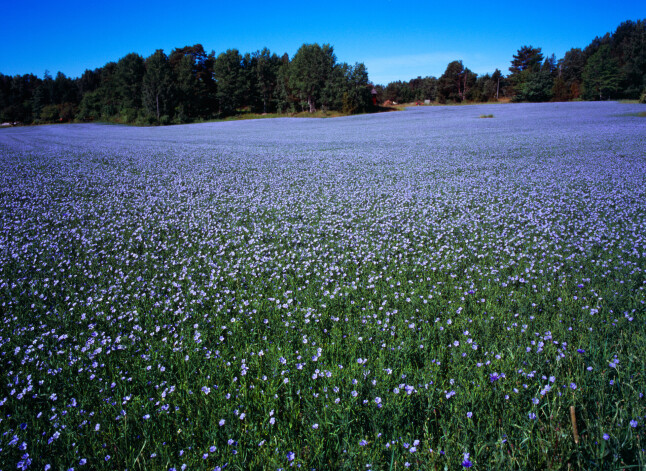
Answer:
1, 0, 644, 85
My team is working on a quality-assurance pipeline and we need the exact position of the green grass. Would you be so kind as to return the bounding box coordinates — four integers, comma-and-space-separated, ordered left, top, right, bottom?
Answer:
3, 207, 644, 470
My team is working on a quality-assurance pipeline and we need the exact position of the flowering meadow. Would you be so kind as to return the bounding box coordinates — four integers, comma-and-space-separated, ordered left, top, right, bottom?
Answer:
1, 102, 645, 470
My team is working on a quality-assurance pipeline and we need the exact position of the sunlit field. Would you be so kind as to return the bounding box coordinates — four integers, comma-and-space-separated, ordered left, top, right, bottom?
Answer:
1, 102, 645, 470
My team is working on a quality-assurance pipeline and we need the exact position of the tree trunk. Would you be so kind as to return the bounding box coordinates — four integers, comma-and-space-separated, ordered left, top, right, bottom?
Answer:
156, 94, 160, 120
308, 95, 316, 113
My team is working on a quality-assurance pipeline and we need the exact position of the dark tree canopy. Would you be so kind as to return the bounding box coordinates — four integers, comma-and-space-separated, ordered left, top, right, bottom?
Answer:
115, 53, 145, 110
582, 44, 621, 100
509, 46, 544, 75
213, 49, 247, 116
142, 50, 174, 121
437, 61, 476, 103
288, 43, 337, 112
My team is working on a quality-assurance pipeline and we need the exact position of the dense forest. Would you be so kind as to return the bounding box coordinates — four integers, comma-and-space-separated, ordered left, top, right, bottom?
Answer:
1, 19, 644, 125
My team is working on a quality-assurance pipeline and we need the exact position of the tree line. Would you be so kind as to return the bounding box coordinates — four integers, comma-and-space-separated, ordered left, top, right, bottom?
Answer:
1, 20, 644, 125
0, 44, 373, 125
377, 20, 645, 105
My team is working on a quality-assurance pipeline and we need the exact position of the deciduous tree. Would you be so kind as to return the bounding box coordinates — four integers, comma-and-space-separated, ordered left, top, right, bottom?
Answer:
288, 44, 336, 112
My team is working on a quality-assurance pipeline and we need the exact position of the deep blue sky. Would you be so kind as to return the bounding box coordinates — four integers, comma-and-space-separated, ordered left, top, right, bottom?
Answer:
2, 0, 644, 85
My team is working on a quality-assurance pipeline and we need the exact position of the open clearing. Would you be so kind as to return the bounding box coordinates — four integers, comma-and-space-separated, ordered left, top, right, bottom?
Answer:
1, 102, 645, 469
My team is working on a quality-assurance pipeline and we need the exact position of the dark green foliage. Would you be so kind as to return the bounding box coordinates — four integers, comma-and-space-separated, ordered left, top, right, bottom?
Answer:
78, 69, 100, 95
53, 72, 78, 104
143, 50, 175, 121
287, 43, 337, 112
382, 76, 437, 104
31, 72, 52, 118
115, 53, 145, 110
509, 45, 544, 75
213, 49, 247, 116
410, 76, 438, 102
252, 48, 283, 113
558, 48, 586, 99
612, 20, 646, 99
582, 45, 621, 100
0, 73, 40, 123
383, 80, 415, 103
437, 61, 476, 103
77, 90, 102, 121
343, 63, 372, 114
526, 69, 554, 102
470, 69, 505, 102
509, 46, 545, 101
95, 62, 119, 117
321, 61, 349, 111
551, 76, 569, 101
172, 54, 199, 121
273, 44, 374, 114
169, 44, 217, 119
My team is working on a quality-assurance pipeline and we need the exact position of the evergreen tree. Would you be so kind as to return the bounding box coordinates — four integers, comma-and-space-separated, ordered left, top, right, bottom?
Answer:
31, 72, 52, 118
253, 48, 282, 113
169, 44, 217, 119
551, 76, 569, 101
582, 44, 620, 100
611, 20, 646, 98
143, 50, 174, 121
509, 46, 544, 75
520, 69, 553, 102
509, 46, 544, 101
213, 49, 247, 117
558, 48, 586, 99
437, 61, 475, 103
79, 69, 101, 95
172, 54, 199, 121
275, 53, 293, 113
98, 62, 119, 117
321, 62, 348, 111
115, 53, 145, 111
344, 62, 371, 113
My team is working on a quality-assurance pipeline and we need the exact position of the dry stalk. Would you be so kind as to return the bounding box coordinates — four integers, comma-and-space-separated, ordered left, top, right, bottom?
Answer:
569, 406, 579, 445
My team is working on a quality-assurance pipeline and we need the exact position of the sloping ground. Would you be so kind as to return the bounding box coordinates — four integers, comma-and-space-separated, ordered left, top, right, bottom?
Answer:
0, 102, 645, 470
